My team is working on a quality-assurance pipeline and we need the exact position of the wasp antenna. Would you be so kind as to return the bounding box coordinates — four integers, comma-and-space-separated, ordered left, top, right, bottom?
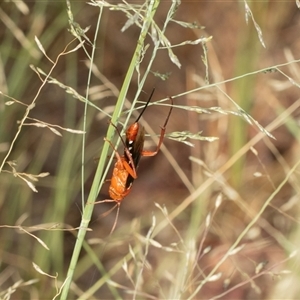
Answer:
135, 88, 155, 123
107, 122, 129, 150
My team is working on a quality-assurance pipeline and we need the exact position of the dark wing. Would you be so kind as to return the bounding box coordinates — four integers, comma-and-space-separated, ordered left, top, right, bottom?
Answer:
125, 126, 145, 188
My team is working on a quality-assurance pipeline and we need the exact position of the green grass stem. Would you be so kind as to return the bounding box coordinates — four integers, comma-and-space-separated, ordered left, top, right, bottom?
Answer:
60, 1, 161, 298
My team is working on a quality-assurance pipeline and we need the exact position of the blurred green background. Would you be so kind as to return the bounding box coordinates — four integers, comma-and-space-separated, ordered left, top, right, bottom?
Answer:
1, 1, 300, 299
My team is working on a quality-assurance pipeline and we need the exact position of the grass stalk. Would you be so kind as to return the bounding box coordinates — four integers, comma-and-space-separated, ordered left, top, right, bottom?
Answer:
229, 1, 267, 187
188, 158, 300, 299
60, 1, 161, 298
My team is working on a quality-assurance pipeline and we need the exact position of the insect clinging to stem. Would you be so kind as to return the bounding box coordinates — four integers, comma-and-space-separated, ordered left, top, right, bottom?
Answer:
95, 89, 173, 234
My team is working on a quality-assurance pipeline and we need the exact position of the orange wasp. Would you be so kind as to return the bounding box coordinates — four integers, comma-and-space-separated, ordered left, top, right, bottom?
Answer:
96, 90, 173, 233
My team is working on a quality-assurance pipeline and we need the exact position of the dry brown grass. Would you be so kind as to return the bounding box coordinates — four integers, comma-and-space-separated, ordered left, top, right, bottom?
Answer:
1, 1, 300, 299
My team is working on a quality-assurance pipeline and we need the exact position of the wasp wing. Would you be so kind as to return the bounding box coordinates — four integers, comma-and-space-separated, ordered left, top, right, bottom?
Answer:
125, 126, 145, 188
